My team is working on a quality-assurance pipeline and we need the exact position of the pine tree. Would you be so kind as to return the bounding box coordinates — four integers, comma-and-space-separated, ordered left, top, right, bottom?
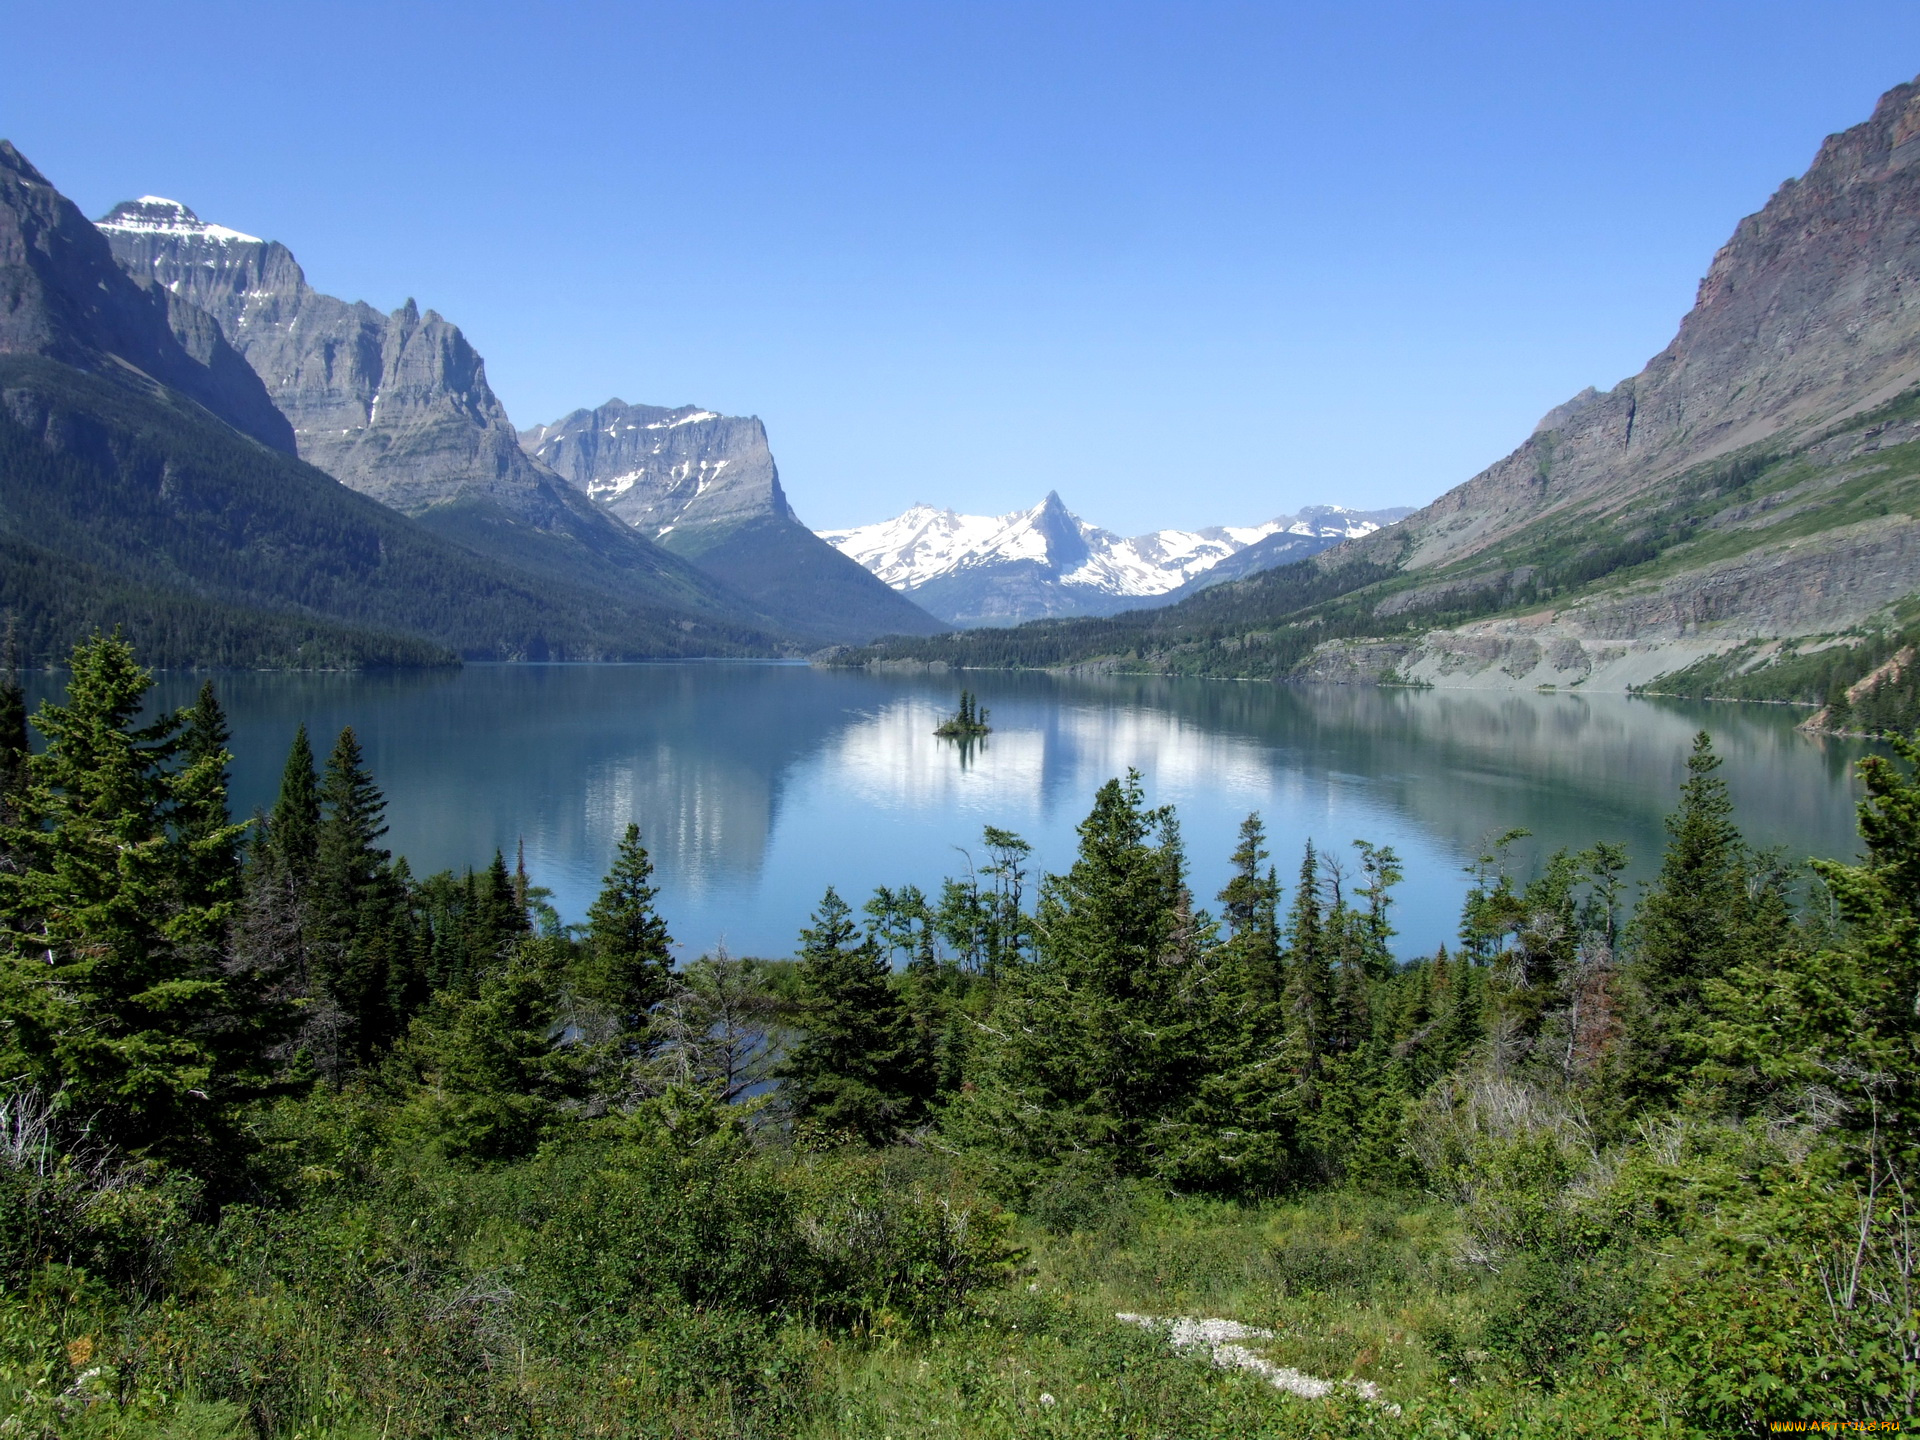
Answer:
1618, 733, 1754, 1103
1282, 841, 1333, 1090
0, 643, 25, 821
264, 724, 321, 887
1036, 772, 1185, 1001
778, 886, 926, 1144
173, 682, 241, 924
578, 823, 674, 1041
945, 773, 1203, 1182
1163, 814, 1294, 1192
233, 726, 323, 1055
0, 639, 27, 900
310, 726, 408, 1068
477, 849, 531, 961
404, 936, 580, 1163
1218, 813, 1282, 995
1700, 737, 1917, 1143
0, 635, 248, 1164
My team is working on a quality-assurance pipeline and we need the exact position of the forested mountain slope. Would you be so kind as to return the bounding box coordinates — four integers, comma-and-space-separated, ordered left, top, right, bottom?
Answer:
844, 76, 1920, 690
0, 356, 784, 665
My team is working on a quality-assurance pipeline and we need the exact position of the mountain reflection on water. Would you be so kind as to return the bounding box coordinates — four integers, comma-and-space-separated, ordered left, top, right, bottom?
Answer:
35, 663, 1876, 962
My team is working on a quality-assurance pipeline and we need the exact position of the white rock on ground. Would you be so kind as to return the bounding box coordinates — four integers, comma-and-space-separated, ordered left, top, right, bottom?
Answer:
1116, 1313, 1392, 1407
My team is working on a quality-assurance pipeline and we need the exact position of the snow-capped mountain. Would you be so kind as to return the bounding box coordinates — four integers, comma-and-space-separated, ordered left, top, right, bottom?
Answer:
521, 398, 945, 643
819, 493, 1410, 627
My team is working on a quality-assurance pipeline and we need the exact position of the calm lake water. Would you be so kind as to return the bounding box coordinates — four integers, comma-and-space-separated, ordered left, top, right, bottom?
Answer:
26, 663, 1882, 962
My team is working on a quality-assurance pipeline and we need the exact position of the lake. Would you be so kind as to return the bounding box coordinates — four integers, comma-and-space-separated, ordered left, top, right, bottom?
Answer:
25, 663, 1881, 961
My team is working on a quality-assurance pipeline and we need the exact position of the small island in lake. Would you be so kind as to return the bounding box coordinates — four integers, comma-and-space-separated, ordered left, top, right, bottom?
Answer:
934, 689, 991, 738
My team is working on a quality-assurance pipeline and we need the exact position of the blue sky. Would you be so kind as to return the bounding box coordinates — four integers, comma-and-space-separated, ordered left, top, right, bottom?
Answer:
9, 1, 1920, 534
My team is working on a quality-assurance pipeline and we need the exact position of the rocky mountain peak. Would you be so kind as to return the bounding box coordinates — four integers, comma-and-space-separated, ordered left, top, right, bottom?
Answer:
96, 196, 261, 245
520, 398, 794, 533
97, 201, 574, 515
0, 142, 293, 451
821, 495, 1408, 625
1382, 72, 1920, 576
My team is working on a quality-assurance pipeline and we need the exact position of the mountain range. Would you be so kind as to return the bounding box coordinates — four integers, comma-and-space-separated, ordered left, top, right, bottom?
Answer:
820, 495, 1409, 625
94, 197, 938, 648
842, 74, 1920, 695
0, 142, 794, 666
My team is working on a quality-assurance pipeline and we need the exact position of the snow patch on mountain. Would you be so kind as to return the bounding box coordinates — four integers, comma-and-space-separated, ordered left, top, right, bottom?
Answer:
96, 197, 261, 246
820, 496, 1393, 600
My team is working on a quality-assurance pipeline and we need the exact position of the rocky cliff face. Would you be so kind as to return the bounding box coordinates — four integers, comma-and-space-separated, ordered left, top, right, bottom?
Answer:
521, 400, 792, 533
522, 398, 946, 644
1361, 77, 1920, 578
100, 198, 569, 515
0, 153, 293, 452
97, 197, 772, 626
1289, 75, 1920, 689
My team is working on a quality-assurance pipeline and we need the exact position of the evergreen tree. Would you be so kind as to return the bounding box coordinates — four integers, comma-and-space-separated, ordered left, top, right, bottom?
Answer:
934, 826, 1033, 976
1217, 813, 1282, 994
264, 725, 321, 887
310, 726, 409, 1068
0, 635, 248, 1164
403, 936, 580, 1163
578, 824, 674, 1040
1036, 772, 1186, 1001
0, 636, 28, 900
233, 726, 323, 1055
0, 643, 25, 821
946, 774, 1204, 1183
778, 886, 926, 1144
1702, 736, 1916, 1143
1164, 814, 1294, 1191
1618, 733, 1758, 1103
173, 682, 241, 923
477, 849, 532, 958
1281, 841, 1333, 1090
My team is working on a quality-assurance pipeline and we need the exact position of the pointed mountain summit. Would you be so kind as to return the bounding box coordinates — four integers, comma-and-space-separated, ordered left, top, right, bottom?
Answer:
523, 398, 945, 644
0, 147, 292, 452
822, 494, 1406, 625
97, 198, 768, 629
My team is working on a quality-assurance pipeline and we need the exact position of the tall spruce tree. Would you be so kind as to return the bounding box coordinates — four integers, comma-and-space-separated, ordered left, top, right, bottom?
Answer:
1164, 813, 1295, 1191
0, 635, 249, 1164
0, 643, 25, 823
1218, 813, 1282, 994
1282, 841, 1333, 1090
579, 824, 674, 1041
946, 773, 1204, 1183
1701, 738, 1914, 1141
777, 885, 925, 1144
265, 725, 321, 886
0, 640, 27, 902
310, 726, 409, 1068
235, 726, 322, 1015
174, 682, 241, 924
1618, 733, 1756, 1103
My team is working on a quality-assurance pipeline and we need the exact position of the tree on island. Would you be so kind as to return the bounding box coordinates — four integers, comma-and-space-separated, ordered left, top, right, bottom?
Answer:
934, 690, 991, 738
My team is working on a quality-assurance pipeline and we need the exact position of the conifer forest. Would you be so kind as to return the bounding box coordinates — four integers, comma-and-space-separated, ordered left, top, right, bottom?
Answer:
3, 635, 1917, 1437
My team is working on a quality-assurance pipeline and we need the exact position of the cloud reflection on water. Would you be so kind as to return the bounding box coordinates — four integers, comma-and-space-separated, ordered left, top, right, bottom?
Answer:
45, 664, 1873, 962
